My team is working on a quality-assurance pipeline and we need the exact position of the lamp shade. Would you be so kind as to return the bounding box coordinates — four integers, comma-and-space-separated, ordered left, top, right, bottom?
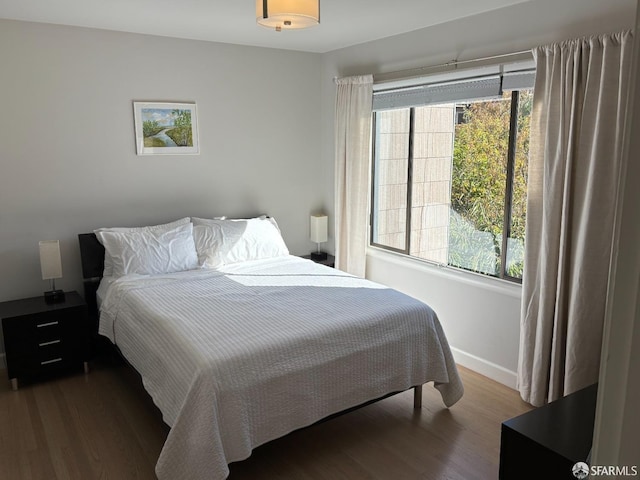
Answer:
310, 214, 328, 243
39, 240, 62, 280
256, 0, 320, 30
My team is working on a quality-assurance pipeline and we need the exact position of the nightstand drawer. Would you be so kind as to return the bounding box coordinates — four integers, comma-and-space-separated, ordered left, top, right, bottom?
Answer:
36, 338, 65, 360
6, 351, 74, 378
36, 322, 64, 344
8, 338, 75, 362
5, 307, 86, 341
3, 310, 67, 341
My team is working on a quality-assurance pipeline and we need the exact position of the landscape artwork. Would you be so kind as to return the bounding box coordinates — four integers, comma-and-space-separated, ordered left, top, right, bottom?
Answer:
133, 102, 199, 155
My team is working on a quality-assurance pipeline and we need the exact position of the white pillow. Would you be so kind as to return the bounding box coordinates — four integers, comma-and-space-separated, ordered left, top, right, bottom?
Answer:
96, 223, 199, 277
95, 217, 190, 277
192, 217, 289, 268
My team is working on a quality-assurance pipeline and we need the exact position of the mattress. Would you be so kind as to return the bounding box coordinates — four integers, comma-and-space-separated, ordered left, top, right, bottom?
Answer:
98, 255, 463, 479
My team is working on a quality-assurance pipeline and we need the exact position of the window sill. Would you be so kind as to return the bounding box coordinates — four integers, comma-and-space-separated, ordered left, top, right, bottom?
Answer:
366, 245, 523, 299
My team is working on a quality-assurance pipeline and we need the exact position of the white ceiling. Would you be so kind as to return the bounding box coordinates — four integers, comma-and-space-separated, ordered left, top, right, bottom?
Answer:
0, 0, 531, 53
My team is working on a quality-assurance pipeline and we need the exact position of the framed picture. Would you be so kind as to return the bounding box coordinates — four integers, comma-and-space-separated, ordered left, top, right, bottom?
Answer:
133, 102, 199, 155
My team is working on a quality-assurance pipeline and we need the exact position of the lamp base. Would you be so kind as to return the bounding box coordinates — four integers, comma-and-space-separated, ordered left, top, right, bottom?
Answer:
310, 251, 328, 261
44, 290, 65, 304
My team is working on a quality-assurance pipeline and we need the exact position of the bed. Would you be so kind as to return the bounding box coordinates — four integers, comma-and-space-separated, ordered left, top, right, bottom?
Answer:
78, 216, 463, 480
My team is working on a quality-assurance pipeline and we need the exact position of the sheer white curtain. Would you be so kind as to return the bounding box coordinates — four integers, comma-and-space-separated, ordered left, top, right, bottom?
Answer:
334, 75, 373, 277
518, 32, 634, 407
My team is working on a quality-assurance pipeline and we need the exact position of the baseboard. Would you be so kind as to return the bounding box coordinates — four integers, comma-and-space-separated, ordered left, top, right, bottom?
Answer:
450, 346, 518, 390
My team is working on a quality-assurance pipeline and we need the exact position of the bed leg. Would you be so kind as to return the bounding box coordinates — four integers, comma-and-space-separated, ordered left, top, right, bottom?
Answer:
413, 385, 422, 409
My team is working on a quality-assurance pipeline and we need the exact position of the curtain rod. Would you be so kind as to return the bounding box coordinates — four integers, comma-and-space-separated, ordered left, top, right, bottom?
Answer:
370, 50, 533, 85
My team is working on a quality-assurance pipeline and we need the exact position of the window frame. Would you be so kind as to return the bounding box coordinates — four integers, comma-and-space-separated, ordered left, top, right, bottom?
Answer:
369, 89, 527, 283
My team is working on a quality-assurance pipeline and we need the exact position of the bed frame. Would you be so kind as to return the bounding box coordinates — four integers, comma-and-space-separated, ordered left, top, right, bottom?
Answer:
78, 233, 104, 322
76, 232, 424, 408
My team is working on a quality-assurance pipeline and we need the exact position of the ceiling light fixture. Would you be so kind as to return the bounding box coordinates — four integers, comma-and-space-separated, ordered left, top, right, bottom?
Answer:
256, 0, 320, 32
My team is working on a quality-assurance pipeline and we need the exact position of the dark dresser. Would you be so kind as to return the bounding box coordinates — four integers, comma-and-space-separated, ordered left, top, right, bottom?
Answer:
499, 383, 597, 479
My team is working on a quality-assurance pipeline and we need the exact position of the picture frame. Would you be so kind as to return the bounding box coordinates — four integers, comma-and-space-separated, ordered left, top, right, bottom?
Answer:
133, 102, 199, 155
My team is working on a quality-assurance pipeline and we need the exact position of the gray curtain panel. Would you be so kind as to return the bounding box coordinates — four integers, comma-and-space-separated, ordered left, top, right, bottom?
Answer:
518, 31, 634, 407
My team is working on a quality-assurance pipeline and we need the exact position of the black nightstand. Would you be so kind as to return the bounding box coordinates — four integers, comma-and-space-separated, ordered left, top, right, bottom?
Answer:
0, 291, 90, 390
300, 254, 335, 268
499, 384, 597, 479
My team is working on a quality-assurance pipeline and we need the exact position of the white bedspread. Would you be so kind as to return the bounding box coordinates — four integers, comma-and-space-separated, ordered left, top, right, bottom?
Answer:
99, 255, 463, 480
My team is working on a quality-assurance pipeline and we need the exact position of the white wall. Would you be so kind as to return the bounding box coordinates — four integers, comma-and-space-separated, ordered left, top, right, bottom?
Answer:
320, 0, 637, 386
0, 19, 323, 307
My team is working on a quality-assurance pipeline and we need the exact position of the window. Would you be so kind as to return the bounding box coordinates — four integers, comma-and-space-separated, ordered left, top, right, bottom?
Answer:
370, 72, 533, 281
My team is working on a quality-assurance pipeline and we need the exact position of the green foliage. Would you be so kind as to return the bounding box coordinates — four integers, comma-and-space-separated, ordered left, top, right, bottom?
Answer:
448, 91, 532, 278
142, 120, 163, 138
452, 95, 510, 237
510, 91, 532, 243
448, 210, 499, 276
171, 109, 191, 127
507, 259, 524, 278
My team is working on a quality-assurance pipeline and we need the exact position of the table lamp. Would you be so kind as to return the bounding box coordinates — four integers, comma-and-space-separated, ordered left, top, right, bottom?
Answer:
39, 240, 65, 304
310, 214, 328, 261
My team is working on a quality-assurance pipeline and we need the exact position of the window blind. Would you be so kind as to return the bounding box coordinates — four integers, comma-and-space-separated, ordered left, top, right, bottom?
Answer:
502, 70, 536, 91
372, 69, 535, 111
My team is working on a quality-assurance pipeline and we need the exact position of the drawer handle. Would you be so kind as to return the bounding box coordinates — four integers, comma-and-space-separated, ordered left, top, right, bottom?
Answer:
41, 358, 63, 365
37, 321, 59, 328
39, 340, 61, 347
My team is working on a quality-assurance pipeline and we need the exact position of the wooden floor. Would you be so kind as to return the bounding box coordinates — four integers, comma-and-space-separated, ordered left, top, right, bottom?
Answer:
0, 356, 532, 479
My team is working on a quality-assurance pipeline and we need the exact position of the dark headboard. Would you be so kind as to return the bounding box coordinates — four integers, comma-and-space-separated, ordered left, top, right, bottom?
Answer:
78, 233, 104, 328
78, 233, 105, 280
